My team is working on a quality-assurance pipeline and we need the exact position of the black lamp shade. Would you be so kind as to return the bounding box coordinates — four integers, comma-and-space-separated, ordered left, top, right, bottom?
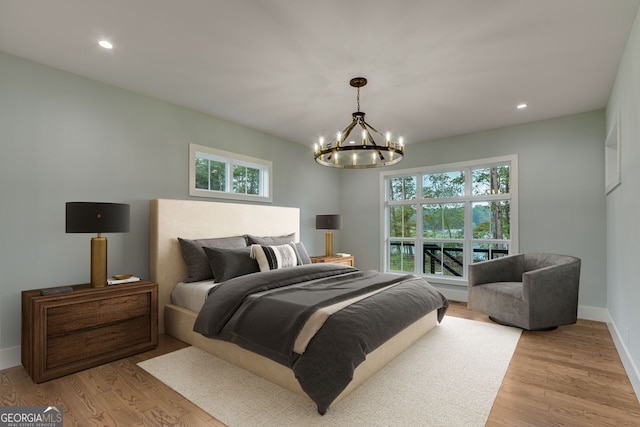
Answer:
66, 202, 130, 233
316, 214, 342, 230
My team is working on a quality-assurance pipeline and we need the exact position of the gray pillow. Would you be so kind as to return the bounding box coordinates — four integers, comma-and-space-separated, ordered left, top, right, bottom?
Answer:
246, 233, 295, 246
291, 241, 312, 265
178, 236, 247, 282
203, 247, 259, 282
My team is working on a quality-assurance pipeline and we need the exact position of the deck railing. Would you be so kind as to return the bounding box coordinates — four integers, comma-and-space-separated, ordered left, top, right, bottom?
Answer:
390, 242, 508, 276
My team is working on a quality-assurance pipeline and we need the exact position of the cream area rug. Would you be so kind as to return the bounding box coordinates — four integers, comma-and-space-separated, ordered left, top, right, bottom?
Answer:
138, 316, 521, 427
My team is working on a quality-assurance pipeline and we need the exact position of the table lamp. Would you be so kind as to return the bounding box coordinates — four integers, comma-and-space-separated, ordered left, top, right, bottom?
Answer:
66, 202, 130, 288
316, 214, 342, 257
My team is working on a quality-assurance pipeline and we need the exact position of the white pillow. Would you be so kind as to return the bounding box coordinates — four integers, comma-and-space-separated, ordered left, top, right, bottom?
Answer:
250, 244, 298, 271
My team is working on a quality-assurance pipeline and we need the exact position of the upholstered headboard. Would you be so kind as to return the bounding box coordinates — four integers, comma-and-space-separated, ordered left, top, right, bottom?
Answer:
149, 198, 300, 333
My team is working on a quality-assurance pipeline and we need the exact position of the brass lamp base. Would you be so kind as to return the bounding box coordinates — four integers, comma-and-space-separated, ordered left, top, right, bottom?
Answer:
90, 235, 107, 288
325, 231, 334, 257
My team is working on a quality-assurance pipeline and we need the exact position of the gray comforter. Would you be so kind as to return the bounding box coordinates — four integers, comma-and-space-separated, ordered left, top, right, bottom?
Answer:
193, 263, 448, 414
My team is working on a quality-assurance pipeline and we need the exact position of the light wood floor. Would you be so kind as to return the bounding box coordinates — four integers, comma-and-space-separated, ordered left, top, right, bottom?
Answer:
2, 302, 639, 426
449, 301, 640, 427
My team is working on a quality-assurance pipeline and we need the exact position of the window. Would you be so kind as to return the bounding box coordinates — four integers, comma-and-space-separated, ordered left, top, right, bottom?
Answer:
381, 155, 518, 285
189, 143, 272, 202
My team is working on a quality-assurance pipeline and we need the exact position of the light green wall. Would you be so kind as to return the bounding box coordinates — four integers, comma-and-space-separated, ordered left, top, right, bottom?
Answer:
606, 4, 640, 397
0, 48, 613, 373
339, 110, 607, 308
0, 51, 339, 355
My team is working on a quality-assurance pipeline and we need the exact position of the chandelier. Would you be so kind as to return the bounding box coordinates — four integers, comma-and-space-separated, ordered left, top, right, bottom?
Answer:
313, 77, 404, 168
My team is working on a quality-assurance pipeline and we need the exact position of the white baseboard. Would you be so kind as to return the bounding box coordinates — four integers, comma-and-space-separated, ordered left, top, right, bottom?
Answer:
438, 288, 469, 303
577, 305, 609, 322
607, 315, 640, 403
0, 345, 21, 370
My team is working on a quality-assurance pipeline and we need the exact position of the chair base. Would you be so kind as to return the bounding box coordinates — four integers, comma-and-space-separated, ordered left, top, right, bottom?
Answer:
488, 316, 558, 331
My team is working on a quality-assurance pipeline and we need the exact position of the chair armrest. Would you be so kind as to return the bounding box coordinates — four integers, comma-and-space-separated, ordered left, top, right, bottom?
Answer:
468, 254, 524, 287
522, 259, 581, 303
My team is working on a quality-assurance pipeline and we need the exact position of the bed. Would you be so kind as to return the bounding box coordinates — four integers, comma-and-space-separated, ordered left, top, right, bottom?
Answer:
149, 198, 448, 414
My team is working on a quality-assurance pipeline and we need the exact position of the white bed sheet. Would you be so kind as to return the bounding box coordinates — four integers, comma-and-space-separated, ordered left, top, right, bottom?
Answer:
171, 280, 218, 312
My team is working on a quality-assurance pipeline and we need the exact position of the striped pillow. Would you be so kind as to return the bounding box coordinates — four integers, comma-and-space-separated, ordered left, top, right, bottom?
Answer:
250, 244, 299, 271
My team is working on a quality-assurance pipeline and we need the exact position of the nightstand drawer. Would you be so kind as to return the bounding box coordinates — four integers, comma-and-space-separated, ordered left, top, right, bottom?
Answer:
47, 317, 151, 369
47, 292, 151, 335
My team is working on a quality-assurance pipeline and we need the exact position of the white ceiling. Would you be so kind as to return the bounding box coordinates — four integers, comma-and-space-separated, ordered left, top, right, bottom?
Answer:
1, 0, 638, 146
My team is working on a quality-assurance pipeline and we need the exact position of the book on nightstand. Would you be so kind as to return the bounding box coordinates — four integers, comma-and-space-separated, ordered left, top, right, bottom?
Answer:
107, 276, 141, 285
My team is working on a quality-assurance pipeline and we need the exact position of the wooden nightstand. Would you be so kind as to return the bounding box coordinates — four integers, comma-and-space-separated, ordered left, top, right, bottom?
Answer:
22, 280, 158, 383
310, 255, 355, 267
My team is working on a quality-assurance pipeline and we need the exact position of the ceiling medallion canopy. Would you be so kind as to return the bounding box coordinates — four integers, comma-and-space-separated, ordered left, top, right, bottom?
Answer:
313, 77, 404, 169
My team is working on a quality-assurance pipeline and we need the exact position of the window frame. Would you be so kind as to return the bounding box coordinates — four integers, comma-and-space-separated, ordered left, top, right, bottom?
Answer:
380, 155, 518, 286
189, 143, 273, 203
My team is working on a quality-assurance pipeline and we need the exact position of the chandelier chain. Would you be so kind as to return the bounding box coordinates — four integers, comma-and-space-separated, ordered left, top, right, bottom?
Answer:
356, 87, 360, 112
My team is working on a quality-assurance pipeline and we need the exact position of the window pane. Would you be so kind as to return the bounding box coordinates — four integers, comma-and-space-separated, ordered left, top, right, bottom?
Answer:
472, 242, 509, 263
472, 165, 510, 196
196, 158, 226, 191
232, 165, 247, 194
389, 205, 417, 238
389, 176, 417, 201
423, 242, 464, 276
209, 160, 226, 191
472, 201, 511, 239
389, 241, 415, 272
423, 203, 465, 238
246, 167, 260, 195
422, 171, 464, 198
195, 158, 209, 190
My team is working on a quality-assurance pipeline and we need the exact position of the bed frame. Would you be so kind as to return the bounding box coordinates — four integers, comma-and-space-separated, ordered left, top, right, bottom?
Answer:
149, 198, 438, 407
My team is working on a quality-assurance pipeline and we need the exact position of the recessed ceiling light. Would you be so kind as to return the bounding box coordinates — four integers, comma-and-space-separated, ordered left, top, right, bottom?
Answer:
98, 40, 113, 50
516, 103, 528, 109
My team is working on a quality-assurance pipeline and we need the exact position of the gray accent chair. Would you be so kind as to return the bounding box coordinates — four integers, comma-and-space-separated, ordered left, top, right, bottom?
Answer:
468, 253, 581, 330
